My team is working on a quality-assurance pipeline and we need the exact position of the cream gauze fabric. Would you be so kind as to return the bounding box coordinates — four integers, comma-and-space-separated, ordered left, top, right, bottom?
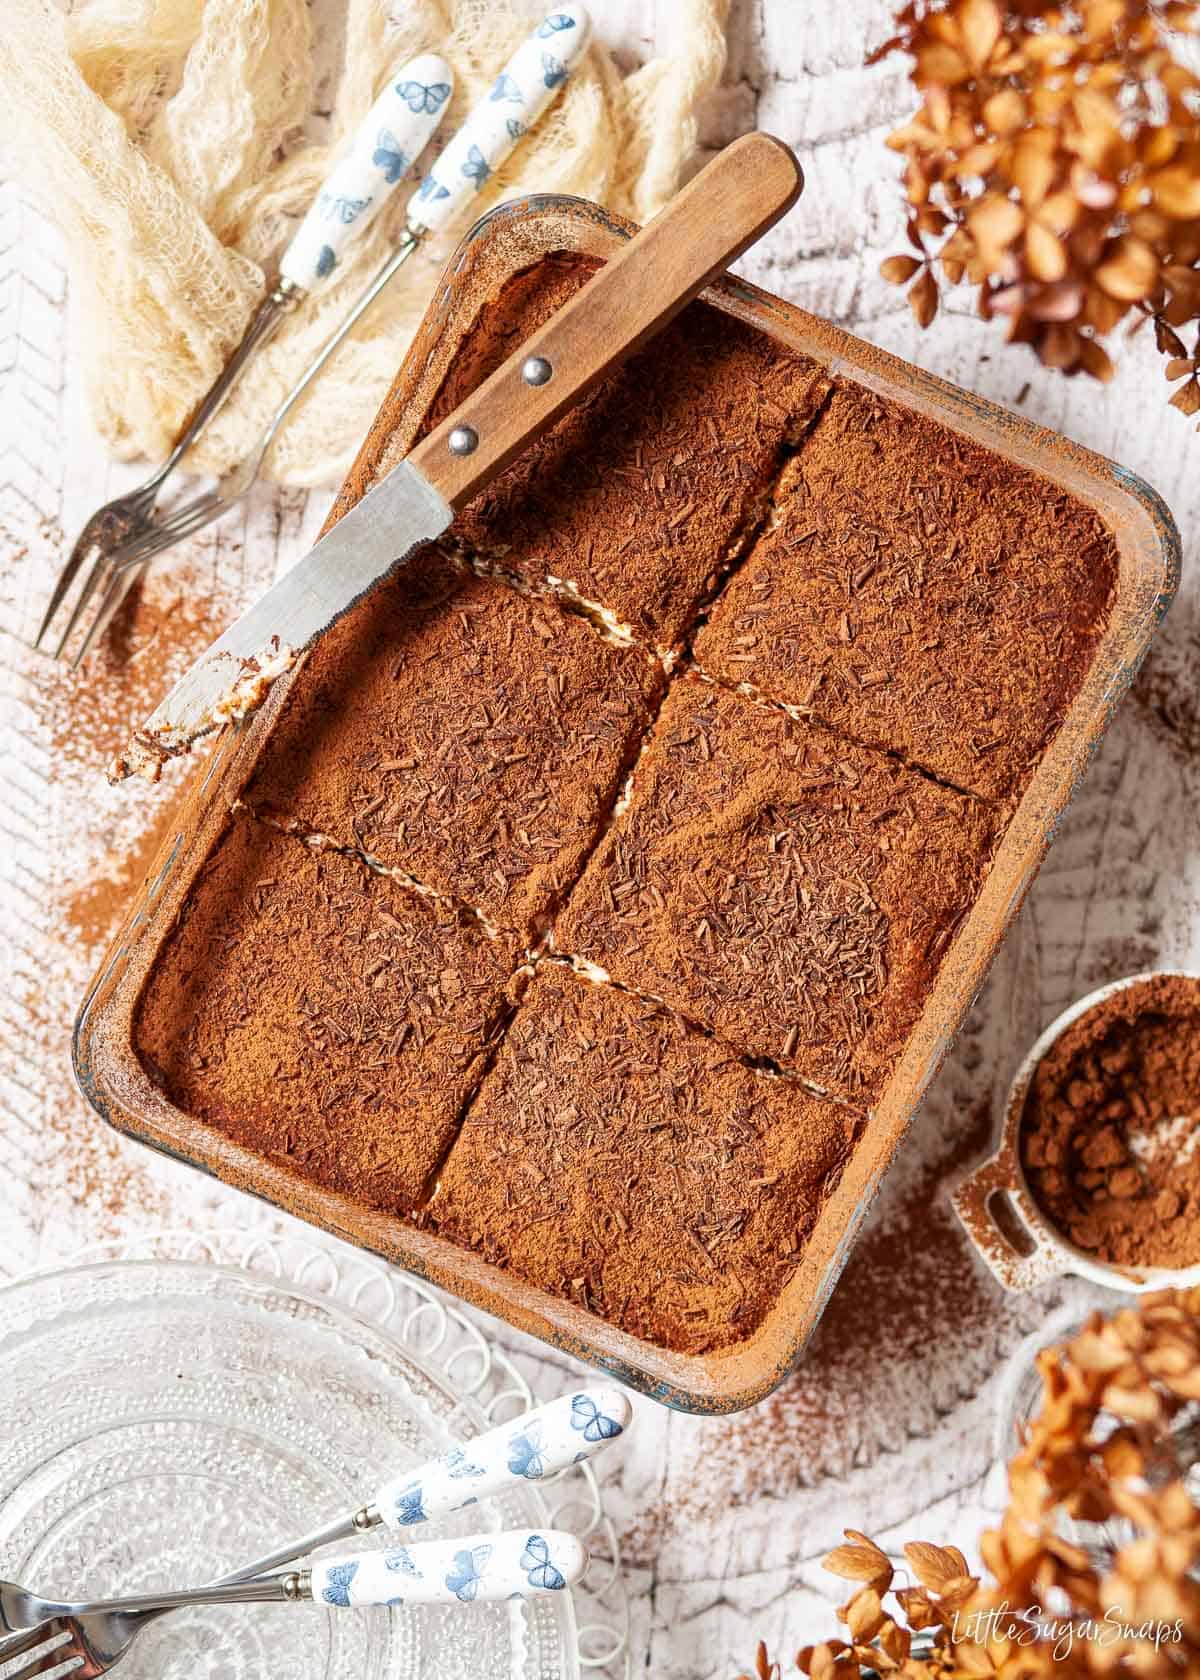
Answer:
2, 0, 729, 485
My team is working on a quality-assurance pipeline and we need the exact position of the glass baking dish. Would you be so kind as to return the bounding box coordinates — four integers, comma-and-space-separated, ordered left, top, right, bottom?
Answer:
74, 194, 1180, 1414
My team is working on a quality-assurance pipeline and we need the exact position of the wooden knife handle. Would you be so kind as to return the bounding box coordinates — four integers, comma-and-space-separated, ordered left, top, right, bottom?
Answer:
408, 132, 804, 511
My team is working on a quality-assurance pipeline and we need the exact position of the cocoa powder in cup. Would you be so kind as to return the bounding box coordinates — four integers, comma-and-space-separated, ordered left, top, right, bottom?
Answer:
1019, 974, 1200, 1269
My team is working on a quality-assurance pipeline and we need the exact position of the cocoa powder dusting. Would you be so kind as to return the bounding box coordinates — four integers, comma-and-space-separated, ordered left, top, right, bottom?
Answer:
119, 254, 1117, 1360
557, 677, 995, 1102
1020, 974, 1200, 1268
427, 964, 862, 1354
242, 544, 662, 940
693, 384, 1119, 804
135, 814, 521, 1215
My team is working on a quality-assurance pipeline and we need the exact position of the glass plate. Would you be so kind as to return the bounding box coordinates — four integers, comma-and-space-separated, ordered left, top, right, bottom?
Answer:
0, 1232, 629, 1680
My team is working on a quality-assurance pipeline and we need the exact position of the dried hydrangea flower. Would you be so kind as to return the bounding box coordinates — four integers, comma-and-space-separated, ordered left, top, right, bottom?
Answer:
873, 0, 1200, 418
739, 1288, 1200, 1679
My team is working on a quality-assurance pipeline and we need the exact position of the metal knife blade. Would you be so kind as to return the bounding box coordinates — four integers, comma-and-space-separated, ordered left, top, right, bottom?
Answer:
108, 461, 451, 782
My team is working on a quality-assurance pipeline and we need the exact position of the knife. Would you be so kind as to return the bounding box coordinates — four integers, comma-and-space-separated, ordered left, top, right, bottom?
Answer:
109, 131, 804, 784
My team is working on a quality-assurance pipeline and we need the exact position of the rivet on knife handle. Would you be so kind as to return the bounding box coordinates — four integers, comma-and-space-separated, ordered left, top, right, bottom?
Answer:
407, 131, 804, 510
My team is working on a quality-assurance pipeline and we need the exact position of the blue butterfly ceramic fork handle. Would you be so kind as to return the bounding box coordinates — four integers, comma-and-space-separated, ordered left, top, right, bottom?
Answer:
13, 1532, 585, 1623
33, 50, 454, 657
280, 52, 452, 290
372, 1385, 631, 1530
146, 48, 453, 468
410, 5, 592, 236
308, 1529, 587, 1608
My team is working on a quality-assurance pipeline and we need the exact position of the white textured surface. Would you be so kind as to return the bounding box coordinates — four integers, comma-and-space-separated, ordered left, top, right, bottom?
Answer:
0, 3, 1197, 1676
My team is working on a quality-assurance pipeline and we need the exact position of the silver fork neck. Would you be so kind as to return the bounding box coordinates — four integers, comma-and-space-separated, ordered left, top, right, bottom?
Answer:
69, 1570, 311, 1617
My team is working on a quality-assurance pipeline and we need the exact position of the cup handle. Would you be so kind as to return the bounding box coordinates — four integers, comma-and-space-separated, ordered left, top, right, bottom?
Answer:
951, 1151, 1064, 1293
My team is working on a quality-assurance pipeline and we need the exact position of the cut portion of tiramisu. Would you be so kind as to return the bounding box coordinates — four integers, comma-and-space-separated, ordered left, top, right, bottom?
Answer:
555, 677, 994, 1102
428, 964, 861, 1353
693, 383, 1119, 801
422, 251, 831, 649
241, 545, 662, 938
135, 815, 519, 1214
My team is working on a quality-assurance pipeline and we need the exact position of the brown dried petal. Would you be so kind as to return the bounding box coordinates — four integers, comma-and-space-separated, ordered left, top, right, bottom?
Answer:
894, 1586, 942, 1631
982, 88, 1025, 134
1094, 236, 1160, 303
1069, 1329, 1130, 1373
1038, 322, 1083, 369
879, 1620, 911, 1664
881, 254, 922, 285
1078, 337, 1115, 383
842, 1588, 886, 1642
909, 268, 939, 328
1155, 317, 1189, 358
915, 41, 970, 84
959, 0, 1002, 66
1026, 222, 1067, 283
952, 1641, 998, 1676
1163, 264, 1200, 313
968, 197, 1023, 266
1152, 166, 1200, 220
1011, 137, 1056, 207
824, 1539, 893, 1590
1169, 379, 1200, 417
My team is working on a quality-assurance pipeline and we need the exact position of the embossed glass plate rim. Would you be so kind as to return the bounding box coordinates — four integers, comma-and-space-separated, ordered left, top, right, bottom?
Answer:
0, 1227, 631, 1680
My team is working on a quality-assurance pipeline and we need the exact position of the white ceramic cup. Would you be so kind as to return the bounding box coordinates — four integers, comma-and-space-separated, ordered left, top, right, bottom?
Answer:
952, 971, 1200, 1293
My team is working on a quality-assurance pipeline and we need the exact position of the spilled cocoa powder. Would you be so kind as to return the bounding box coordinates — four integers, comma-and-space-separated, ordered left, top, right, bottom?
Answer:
11, 560, 232, 1247
1020, 974, 1200, 1268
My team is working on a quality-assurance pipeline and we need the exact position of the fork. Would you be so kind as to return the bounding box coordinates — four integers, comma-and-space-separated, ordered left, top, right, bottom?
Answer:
57, 1, 594, 668
0, 1526, 588, 1645
35, 48, 456, 663
0, 1527, 588, 1677
0, 1384, 628, 1680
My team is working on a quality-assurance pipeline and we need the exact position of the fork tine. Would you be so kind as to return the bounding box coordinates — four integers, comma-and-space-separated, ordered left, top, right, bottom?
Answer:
0, 1626, 62, 1665
50, 552, 116, 663
111, 492, 227, 569
6, 1645, 84, 1680
53, 482, 231, 663
0, 1626, 78, 1680
70, 563, 144, 670
33, 526, 102, 651
70, 494, 228, 666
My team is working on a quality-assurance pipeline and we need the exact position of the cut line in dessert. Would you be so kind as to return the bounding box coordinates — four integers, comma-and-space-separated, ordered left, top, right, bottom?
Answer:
535, 944, 867, 1113
445, 379, 839, 674
232, 798, 514, 945
683, 659, 983, 806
